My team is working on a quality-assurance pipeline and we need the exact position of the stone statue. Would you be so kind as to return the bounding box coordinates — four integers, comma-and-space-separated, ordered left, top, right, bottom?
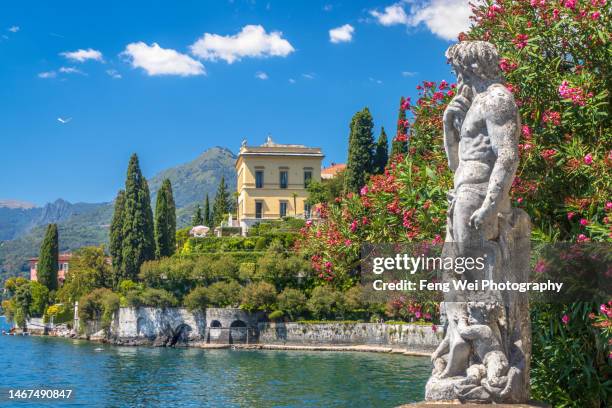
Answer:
425, 41, 532, 403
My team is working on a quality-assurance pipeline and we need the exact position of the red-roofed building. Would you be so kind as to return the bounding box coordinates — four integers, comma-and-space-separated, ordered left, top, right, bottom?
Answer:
321, 163, 346, 180
29, 253, 72, 285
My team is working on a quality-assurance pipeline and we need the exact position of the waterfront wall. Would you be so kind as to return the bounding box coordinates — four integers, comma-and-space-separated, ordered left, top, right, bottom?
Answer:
107, 307, 441, 351
257, 322, 442, 352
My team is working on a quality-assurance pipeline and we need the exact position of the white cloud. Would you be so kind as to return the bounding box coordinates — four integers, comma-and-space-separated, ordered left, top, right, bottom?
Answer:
323, 4, 333, 11
401, 71, 418, 77
288, 78, 296, 84
190, 25, 295, 64
38, 71, 56, 79
122, 42, 205, 76
8, 26, 19, 33
255, 71, 268, 80
329, 24, 354, 44
370, 4, 409, 26
60, 48, 104, 62
408, 0, 472, 40
302, 73, 315, 80
59, 66, 84, 75
369, 77, 383, 84
106, 69, 122, 79
369, 1, 472, 41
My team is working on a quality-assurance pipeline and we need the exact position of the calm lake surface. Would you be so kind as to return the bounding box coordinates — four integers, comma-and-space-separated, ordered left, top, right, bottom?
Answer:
0, 318, 430, 408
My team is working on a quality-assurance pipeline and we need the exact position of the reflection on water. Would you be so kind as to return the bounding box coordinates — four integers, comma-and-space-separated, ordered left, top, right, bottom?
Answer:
0, 324, 430, 407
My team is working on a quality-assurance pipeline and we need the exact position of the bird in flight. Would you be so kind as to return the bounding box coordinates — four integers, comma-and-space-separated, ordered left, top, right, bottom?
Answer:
57, 117, 72, 124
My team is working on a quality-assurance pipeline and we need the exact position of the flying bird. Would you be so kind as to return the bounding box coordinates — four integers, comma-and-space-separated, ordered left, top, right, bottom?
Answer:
57, 117, 72, 124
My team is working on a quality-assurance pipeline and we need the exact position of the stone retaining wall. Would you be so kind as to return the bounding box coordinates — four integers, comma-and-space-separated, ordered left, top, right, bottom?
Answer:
107, 307, 441, 351
257, 322, 442, 352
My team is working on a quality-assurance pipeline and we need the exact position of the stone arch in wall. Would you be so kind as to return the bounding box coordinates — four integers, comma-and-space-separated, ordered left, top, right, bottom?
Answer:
171, 323, 192, 346
229, 320, 248, 344
208, 320, 222, 341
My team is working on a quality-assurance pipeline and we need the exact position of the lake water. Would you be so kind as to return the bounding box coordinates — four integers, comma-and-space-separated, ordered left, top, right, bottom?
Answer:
0, 318, 430, 407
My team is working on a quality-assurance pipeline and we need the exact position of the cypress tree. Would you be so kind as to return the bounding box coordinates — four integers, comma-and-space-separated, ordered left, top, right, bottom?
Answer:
203, 194, 212, 227
373, 126, 389, 174
192, 205, 204, 226
390, 96, 409, 159
212, 176, 230, 226
37, 224, 59, 291
120, 154, 155, 281
109, 190, 126, 286
154, 179, 176, 259
344, 107, 375, 193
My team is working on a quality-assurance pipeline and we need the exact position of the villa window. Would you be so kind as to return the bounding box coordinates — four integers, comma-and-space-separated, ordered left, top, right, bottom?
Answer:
304, 170, 312, 188
255, 201, 263, 219
304, 203, 312, 218
255, 170, 264, 188
279, 170, 288, 189
280, 201, 288, 218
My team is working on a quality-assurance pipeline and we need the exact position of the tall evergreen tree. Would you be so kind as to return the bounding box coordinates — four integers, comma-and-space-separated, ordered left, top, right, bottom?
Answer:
192, 205, 204, 226
154, 179, 176, 259
109, 190, 126, 287
37, 224, 59, 291
203, 194, 212, 227
344, 107, 375, 193
390, 96, 409, 159
120, 154, 155, 281
373, 126, 389, 174
212, 176, 231, 226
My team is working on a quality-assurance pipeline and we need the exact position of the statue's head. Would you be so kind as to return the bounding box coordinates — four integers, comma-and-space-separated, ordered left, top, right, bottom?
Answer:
446, 41, 501, 84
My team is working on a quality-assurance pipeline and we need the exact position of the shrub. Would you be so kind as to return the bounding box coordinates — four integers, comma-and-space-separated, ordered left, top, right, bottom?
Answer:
240, 282, 277, 312
139, 257, 195, 298
268, 310, 284, 321
238, 262, 257, 282
78, 288, 120, 331
139, 288, 178, 308
44, 303, 73, 324
183, 287, 209, 312
307, 286, 343, 320
206, 280, 242, 308
277, 288, 307, 320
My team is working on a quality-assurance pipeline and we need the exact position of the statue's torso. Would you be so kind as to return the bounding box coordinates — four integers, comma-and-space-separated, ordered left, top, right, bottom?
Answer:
454, 87, 502, 190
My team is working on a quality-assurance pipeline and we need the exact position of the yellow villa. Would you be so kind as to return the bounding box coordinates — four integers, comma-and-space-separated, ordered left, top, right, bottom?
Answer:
235, 136, 324, 230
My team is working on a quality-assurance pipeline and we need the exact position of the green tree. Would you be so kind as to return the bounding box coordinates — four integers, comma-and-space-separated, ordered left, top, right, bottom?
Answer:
344, 108, 374, 193
203, 194, 212, 226
373, 126, 389, 174
29, 281, 50, 317
120, 154, 155, 281
212, 176, 231, 226
277, 288, 307, 320
240, 281, 277, 312
390, 96, 408, 159
37, 224, 59, 291
57, 246, 111, 303
154, 179, 176, 258
192, 205, 204, 226
109, 190, 126, 287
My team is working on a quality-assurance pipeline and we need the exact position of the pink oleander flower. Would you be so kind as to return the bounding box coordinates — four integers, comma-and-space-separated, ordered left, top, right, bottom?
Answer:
591, 11, 601, 19
305, 219, 313, 227
521, 125, 532, 139
553, 8, 560, 19
439, 80, 448, 90
563, 0, 576, 9
513, 34, 529, 49
606, 202, 612, 210
535, 260, 547, 273
401, 97, 411, 110
360, 186, 368, 196
580, 218, 589, 226
542, 110, 561, 126
431, 324, 437, 333
584, 153, 593, 165
350, 220, 358, 233
517, 197, 524, 204
562, 314, 570, 325
577, 234, 590, 242
344, 239, 352, 246
567, 211, 576, 220
425, 313, 432, 320
487, 3, 503, 17
415, 311, 422, 319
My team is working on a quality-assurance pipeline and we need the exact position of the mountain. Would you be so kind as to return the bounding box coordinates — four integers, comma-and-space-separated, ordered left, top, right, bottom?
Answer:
0, 146, 236, 281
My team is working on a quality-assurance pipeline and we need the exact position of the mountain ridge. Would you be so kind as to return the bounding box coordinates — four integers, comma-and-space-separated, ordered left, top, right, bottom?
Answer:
0, 146, 237, 280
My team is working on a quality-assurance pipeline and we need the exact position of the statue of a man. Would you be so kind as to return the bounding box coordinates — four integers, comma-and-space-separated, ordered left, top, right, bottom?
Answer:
443, 41, 519, 245
426, 41, 531, 404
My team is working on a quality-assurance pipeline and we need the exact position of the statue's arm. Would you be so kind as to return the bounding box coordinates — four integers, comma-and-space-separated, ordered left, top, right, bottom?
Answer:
470, 88, 519, 228
443, 116, 460, 172
443, 87, 470, 172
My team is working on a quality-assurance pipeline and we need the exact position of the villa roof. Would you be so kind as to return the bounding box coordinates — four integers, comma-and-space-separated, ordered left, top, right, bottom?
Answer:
321, 163, 346, 179
238, 136, 324, 158
29, 253, 73, 263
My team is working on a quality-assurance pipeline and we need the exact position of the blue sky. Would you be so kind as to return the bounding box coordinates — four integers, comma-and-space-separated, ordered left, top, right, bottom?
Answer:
0, 0, 472, 206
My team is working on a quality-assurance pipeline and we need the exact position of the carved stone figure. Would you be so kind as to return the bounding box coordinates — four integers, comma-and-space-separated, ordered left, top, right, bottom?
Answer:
425, 41, 531, 403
